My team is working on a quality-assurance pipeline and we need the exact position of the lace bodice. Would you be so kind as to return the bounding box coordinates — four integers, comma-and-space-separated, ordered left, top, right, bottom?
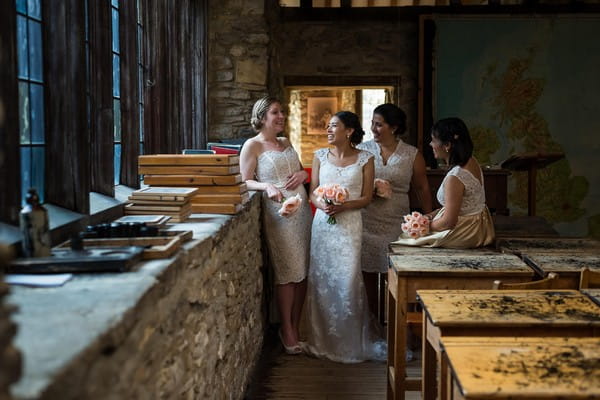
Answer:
314, 148, 372, 200
437, 165, 486, 216
255, 146, 302, 189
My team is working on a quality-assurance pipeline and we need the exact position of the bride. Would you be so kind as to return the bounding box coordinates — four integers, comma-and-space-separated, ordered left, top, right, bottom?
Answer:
303, 111, 387, 363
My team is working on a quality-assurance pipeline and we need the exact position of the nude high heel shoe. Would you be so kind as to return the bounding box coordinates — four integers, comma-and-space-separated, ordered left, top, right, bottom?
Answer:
278, 329, 302, 355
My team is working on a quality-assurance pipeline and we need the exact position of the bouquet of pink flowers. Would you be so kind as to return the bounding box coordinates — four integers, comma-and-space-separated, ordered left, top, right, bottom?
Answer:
278, 194, 303, 217
374, 178, 392, 199
401, 211, 430, 239
313, 183, 349, 225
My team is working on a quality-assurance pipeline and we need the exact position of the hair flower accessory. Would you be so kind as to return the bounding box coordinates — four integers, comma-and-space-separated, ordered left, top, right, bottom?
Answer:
400, 211, 430, 239
453, 134, 459, 140
313, 183, 349, 224
278, 194, 303, 217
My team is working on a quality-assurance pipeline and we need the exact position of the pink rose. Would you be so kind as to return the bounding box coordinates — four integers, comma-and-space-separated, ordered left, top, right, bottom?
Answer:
374, 178, 392, 199
333, 187, 348, 205
278, 194, 303, 217
401, 211, 431, 239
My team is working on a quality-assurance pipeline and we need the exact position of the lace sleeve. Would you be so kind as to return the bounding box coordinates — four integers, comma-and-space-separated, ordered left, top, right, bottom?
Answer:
314, 148, 328, 163
357, 150, 373, 167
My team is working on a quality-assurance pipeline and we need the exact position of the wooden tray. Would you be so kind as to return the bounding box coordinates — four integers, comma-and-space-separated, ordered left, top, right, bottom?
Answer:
138, 165, 240, 176
143, 174, 242, 186
56, 230, 193, 260
191, 203, 242, 215
139, 154, 240, 166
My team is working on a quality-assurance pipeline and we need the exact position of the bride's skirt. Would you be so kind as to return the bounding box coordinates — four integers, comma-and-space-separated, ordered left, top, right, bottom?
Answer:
392, 206, 495, 248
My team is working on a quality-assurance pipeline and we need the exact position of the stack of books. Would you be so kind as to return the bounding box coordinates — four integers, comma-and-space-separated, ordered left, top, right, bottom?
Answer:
139, 154, 249, 215
126, 187, 199, 223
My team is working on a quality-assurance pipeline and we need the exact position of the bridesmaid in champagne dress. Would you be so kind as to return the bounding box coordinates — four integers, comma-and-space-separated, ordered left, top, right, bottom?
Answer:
393, 117, 495, 248
240, 97, 312, 354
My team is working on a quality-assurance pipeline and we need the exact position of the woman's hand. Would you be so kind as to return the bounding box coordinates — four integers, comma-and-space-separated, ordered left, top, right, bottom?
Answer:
323, 203, 345, 216
284, 170, 308, 190
265, 183, 283, 202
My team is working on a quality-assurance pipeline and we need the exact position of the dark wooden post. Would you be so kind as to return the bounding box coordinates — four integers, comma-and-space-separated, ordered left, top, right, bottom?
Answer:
43, 0, 90, 213
0, 3, 21, 224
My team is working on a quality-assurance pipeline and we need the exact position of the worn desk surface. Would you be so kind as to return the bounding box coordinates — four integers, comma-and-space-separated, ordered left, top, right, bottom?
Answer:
497, 237, 600, 256
522, 252, 600, 288
386, 252, 533, 400
418, 290, 600, 400
443, 336, 600, 400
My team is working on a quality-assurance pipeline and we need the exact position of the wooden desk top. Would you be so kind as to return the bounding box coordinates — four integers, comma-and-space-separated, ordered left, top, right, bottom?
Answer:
582, 289, 600, 306
418, 290, 600, 327
497, 237, 600, 255
389, 253, 532, 277
388, 244, 499, 256
444, 337, 600, 399
523, 253, 600, 275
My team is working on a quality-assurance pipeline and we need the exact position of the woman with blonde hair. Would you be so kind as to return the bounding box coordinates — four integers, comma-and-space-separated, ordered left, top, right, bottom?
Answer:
240, 97, 312, 354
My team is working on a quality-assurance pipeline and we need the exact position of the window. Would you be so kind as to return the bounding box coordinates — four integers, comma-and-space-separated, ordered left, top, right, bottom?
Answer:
112, 0, 122, 185
16, 0, 45, 205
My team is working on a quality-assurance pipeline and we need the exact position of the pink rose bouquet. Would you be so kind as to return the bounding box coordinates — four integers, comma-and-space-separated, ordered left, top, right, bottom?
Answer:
401, 211, 430, 239
374, 178, 392, 199
278, 194, 303, 217
313, 183, 349, 225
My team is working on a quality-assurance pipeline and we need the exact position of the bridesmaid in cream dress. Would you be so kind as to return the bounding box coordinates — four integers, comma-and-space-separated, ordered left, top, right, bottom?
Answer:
240, 97, 312, 354
393, 117, 495, 248
357, 104, 432, 317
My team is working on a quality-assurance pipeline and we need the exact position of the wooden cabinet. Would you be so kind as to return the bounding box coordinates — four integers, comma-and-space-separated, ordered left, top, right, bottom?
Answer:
410, 168, 510, 215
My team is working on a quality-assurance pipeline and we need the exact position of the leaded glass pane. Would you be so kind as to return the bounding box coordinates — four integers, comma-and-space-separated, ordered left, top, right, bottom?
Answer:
28, 20, 43, 82
114, 144, 121, 185
112, 0, 119, 8
31, 146, 45, 203
27, 0, 41, 19
112, 8, 120, 53
113, 99, 121, 141
139, 108, 144, 141
19, 82, 30, 144
113, 54, 120, 97
17, 15, 29, 79
30, 83, 44, 144
16, 0, 26, 14
20, 147, 31, 206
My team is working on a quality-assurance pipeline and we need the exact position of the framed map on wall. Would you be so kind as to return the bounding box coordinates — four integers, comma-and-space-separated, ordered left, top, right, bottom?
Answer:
307, 97, 337, 135
422, 15, 600, 237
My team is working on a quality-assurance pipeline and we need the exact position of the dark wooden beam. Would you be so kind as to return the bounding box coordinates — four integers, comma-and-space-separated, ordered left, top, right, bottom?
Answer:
284, 75, 401, 87
43, 0, 90, 213
0, 2, 20, 224
88, 0, 114, 196
119, 0, 141, 188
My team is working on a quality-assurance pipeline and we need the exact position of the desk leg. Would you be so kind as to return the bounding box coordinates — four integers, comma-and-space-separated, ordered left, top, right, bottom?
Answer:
387, 282, 395, 400
440, 351, 448, 400
422, 314, 437, 400
387, 270, 406, 400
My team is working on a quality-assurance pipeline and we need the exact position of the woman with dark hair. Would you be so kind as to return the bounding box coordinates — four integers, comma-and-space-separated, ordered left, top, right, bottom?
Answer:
303, 111, 386, 363
393, 117, 495, 248
357, 103, 432, 318
240, 96, 311, 354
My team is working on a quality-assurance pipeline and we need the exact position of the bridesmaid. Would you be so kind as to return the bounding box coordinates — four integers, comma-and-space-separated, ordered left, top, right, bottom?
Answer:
239, 96, 312, 354
357, 104, 432, 317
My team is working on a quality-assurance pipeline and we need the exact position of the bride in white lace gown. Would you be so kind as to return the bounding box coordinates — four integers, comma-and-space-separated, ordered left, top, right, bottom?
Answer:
303, 111, 387, 363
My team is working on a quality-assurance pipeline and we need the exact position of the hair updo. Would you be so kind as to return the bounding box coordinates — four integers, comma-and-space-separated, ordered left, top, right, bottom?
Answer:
373, 103, 407, 138
334, 111, 365, 146
431, 117, 473, 167
251, 96, 280, 132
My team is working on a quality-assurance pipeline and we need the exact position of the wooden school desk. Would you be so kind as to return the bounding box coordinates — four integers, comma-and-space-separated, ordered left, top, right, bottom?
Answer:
386, 251, 533, 400
582, 288, 600, 306
442, 336, 600, 400
418, 290, 600, 400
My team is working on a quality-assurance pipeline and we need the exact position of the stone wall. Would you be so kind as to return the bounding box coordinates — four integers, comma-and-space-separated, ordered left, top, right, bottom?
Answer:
207, 0, 272, 141
10, 196, 264, 400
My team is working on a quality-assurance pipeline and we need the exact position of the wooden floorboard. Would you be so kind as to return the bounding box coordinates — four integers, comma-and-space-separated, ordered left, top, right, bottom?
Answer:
245, 327, 421, 400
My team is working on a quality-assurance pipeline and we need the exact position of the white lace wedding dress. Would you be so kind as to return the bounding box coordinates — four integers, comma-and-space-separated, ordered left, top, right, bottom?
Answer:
303, 148, 387, 363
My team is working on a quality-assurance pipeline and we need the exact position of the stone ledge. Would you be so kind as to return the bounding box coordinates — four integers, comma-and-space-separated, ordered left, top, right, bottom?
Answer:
8, 193, 264, 400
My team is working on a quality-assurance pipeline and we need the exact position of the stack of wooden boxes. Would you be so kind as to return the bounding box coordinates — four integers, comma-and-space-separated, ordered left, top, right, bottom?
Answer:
126, 187, 198, 222
139, 154, 249, 214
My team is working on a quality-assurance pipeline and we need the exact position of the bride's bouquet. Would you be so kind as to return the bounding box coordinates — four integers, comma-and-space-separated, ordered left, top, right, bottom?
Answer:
278, 194, 303, 217
374, 178, 392, 199
401, 211, 430, 239
313, 183, 349, 225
